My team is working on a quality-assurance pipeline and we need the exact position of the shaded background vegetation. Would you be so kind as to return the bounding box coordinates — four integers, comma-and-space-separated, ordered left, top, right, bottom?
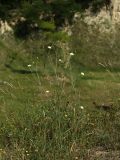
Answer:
0, 0, 111, 38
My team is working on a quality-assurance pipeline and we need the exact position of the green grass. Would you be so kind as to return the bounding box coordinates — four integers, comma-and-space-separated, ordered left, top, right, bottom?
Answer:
0, 64, 120, 159
0, 26, 120, 159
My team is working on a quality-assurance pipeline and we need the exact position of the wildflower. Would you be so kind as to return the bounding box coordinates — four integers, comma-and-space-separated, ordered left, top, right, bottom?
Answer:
46, 90, 50, 93
59, 59, 62, 62
69, 52, 74, 56
80, 106, 84, 110
27, 64, 32, 67
65, 114, 68, 118
81, 72, 85, 76
48, 46, 52, 49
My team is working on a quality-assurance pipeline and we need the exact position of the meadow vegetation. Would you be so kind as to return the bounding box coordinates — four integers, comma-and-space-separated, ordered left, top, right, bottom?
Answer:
0, 19, 120, 160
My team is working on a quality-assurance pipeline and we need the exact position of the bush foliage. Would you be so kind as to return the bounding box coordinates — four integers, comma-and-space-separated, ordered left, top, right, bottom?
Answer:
0, 0, 111, 38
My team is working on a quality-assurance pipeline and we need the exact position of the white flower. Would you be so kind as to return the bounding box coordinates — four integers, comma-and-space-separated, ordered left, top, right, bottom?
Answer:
48, 46, 52, 49
69, 52, 74, 56
59, 59, 62, 62
46, 90, 50, 93
81, 72, 85, 76
80, 106, 84, 110
65, 114, 68, 118
27, 64, 32, 67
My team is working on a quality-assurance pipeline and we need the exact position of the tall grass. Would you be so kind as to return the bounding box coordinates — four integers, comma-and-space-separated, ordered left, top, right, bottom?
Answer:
71, 20, 120, 69
0, 21, 120, 159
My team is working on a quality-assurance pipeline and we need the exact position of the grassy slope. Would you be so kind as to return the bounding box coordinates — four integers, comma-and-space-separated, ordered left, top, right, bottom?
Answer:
0, 62, 120, 159
0, 33, 120, 159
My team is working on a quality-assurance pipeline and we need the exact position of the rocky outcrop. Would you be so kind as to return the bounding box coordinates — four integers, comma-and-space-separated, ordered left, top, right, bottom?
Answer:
112, 0, 120, 22
0, 20, 13, 35
82, 0, 120, 32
